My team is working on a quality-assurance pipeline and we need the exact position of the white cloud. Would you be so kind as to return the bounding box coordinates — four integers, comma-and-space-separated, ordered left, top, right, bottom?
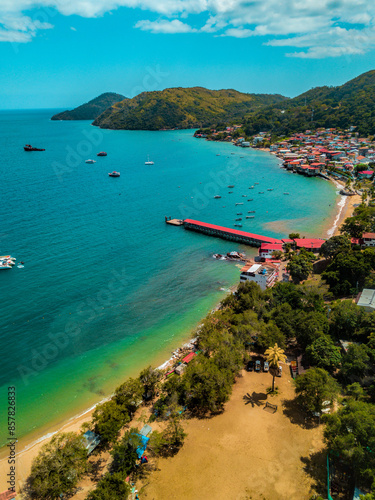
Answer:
135, 19, 196, 34
0, 0, 375, 58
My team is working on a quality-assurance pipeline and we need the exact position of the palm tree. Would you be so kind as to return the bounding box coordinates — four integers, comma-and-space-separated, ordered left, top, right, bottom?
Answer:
265, 343, 287, 392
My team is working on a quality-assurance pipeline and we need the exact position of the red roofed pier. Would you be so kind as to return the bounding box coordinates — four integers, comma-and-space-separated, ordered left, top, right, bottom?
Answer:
183, 219, 283, 247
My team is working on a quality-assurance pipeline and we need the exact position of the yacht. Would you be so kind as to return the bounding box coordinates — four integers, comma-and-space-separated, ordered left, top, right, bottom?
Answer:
85, 159, 96, 164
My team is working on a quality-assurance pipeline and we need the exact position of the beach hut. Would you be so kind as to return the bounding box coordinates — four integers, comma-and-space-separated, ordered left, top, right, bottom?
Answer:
83, 430, 101, 454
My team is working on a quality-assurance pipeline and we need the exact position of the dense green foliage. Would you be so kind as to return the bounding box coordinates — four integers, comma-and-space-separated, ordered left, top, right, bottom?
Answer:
243, 70, 375, 137
324, 400, 375, 488
93, 87, 287, 130
294, 367, 340, 413
287, 251, 314, 283
86, 473, 131, 500
110, 429, 141, 475
23, 433, 88, 499
51, 92, 126, 120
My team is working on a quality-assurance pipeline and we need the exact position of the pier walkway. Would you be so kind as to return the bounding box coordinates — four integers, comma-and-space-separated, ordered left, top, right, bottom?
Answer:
183, 219, 283, 247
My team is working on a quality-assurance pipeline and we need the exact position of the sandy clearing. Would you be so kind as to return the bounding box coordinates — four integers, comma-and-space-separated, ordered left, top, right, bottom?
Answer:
139, 367, 325, 500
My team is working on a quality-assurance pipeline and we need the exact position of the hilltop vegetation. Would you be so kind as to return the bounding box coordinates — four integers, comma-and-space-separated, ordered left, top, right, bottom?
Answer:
243, 70, 375, 137
92, 87, 288, 130
51, 92, 126, 121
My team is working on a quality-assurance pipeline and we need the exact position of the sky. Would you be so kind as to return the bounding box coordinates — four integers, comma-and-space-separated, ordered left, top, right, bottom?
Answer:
0, 0, 375, 109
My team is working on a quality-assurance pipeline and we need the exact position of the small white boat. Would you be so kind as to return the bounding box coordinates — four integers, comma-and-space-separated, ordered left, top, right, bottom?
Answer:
85, 159, 96, 164
0, 260, 12, 269
235, 202, 244, 206
145, 155, 154, 165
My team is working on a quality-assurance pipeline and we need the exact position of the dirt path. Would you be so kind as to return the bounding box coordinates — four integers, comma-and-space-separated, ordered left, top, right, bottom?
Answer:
140, 367, 325, 500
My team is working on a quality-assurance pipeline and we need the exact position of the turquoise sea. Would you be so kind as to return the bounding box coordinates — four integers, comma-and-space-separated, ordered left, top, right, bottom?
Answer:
0, 110, 339, 446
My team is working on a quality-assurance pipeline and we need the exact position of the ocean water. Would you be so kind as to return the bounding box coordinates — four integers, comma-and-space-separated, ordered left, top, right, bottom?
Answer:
0, 110, 339, 445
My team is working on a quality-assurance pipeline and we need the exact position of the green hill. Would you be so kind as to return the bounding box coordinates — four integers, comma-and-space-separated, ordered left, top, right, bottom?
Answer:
92, 87, 288, 130
51, 92, 126, 121
243, 70, 375, 137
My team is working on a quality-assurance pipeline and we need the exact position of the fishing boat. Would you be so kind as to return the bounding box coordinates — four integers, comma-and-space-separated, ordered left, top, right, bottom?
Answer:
237, 212, 243, 215
214, 195, 221, 199
259, 191, 264, 194
235, 202, 244, 206
235, 218, 242, 221
108, 171, 120, 177
24, 144, 45, 151
234, 224, 242, 227
0, 261, 12, 269
248, 210, 255, 213
247, 199, 253, 201
267, 188, 273, 191
228, 185, 235, 188
145, 155, 154, 165
85, 159, 96, 164
97, 151, 107, 156
246, 216, 255, 219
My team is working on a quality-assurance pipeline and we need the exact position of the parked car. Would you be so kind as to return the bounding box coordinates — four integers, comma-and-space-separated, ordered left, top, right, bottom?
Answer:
276, 365, 282, 377
263, 361, 269, 372
246, 360, 254, 372
255, 360, 261, 372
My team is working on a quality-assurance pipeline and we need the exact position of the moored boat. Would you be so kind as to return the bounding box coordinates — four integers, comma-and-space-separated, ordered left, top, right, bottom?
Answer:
85, 159, 96, 164
145, 155, 154, 165
214, 195, 221, 199
108, 171, 120, 177
97, 151, 107, 156
24, 144, 45, 151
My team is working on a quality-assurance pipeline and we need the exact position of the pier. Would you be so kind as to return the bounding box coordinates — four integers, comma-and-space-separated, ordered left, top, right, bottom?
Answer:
165, 216, 184, 226
182, 219, 283, 247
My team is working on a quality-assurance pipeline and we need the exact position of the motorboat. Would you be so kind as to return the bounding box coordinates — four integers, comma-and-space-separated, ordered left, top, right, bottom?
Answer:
97, 152, 107, 156
145, 155, 154, 165
235, 218, 242, 221
248, 210, 255, 213
85, 159, 96, 164
246, 216, 255, 219
267, 188, 274, 191
24, 144, 45, 151
247, 199, 253, 201
234, 224, 243, 227
108, 171, 120, 177
284, 192, 290, 195
228, 185, 235, 188
235, 203, 244, 205
214, 195, 221, 199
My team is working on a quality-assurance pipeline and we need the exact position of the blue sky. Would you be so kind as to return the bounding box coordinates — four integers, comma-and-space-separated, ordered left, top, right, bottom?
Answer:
1, 1, 375, 109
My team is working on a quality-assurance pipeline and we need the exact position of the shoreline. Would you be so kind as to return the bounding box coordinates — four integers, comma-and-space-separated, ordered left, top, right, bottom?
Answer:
0, 290, 234, 492
1, 145, 351, 493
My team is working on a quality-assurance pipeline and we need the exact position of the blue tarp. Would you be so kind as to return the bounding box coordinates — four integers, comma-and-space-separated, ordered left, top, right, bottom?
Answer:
136, 434, 150, 458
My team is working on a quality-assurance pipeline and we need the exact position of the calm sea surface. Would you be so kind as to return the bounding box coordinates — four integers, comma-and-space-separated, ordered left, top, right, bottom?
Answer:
0, 110, 339, 444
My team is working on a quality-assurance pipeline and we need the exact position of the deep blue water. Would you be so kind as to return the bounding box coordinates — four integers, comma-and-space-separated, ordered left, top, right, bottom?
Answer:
0, 110, 339, 443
